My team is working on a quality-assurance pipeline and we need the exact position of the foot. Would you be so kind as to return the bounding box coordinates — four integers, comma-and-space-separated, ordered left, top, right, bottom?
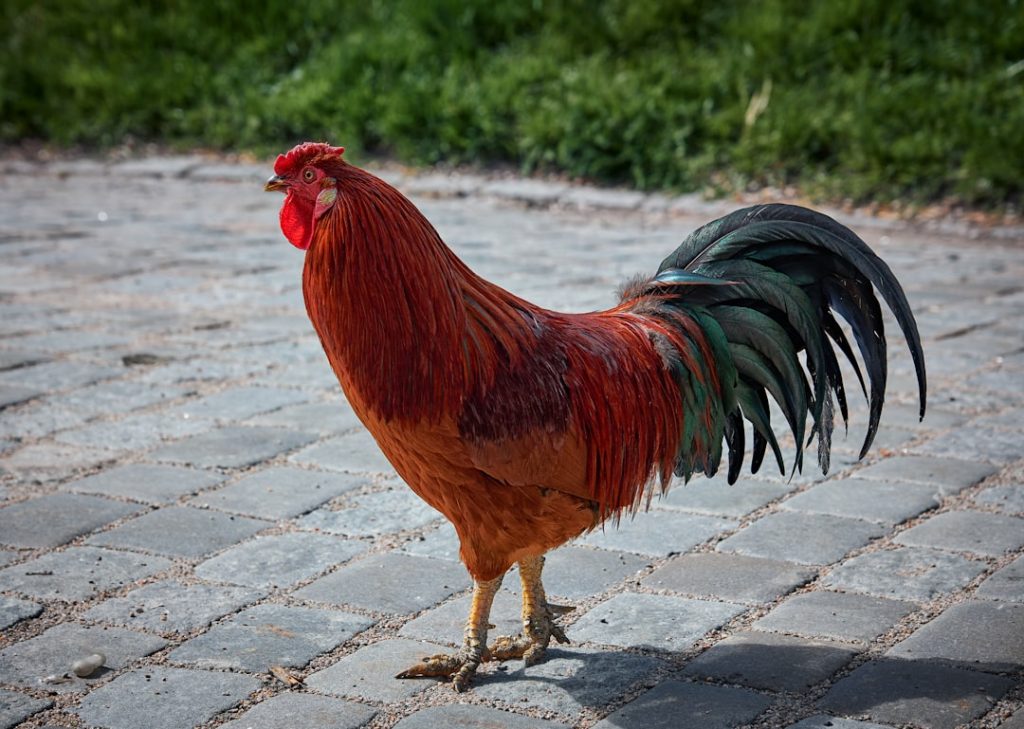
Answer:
488, 601, 573, 666
395, 573, 503, 692
395, 648, 483, 692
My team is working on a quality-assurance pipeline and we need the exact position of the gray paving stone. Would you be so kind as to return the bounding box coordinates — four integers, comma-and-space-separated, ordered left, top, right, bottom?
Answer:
0, 349, 47, 371
113, 155, 204, 177
999, 711, 1024, 729
0, 384, 42, 408
888, 601, 1023, 672
394, 704, 568, 729
0, 622, 165, 693
482, 179, 569, 206
578, 510, 737, 557
592, 680, 771, 729
88, 506, 269, 557
658, 477, 794, 517
683, 630, 857, 692
299, 487, 443, 537
0, 492, 143, 548
0, 360, 120, 391
819, 659, 1012, 729
54, 410, 213, 452
0, 399, 94, 441
563, 187, 646, 210
977, 554, 1024, 601
643, 552, 816, 604
399, 589, 523, 646
165, 386, 310, 422
7, 331, 130, 355
0, 546, 173, 601
288, 429, 394, 473
148, 425, 317, 468
718, 512, 885, 565
295, 553, 470, 615
0, 442, 108, 482
572, 593, 745, 652
189, 466, 363, 519
306, 638, 451, 702
399, 522, 461, 562
834, 425, 918, 454
75, 666, 259, 729
753, 451, 861, 486
0, 595, 41, 631
189, 162, 266, 181
473, 646, 663, 717
219, 692, 376, 729
60, 379, 192, 415
168, 603, 372, 672
917, 426, 1022, 464
781, 477, 940, 524
139, 355, 270, 385
853, 455, 997, 493
194, 531, 366, 589
786, 717, 891, 729
755, 591, 915, 643
248, 399, 364, 435
401, 168, 481, 195
84, 580, 264, 635
974, 483, 1024, 514
523, 546, 649, 600
894, 510, 1024, 556
0, 688, 52, 729
66, 463, 224, 504
823, 547, 987, 602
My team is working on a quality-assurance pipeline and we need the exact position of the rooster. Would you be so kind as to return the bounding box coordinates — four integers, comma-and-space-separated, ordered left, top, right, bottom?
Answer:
265, 142, 925, 691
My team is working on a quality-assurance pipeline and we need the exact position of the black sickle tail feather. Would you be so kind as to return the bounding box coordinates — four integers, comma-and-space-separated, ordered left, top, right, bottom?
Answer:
628, 203, 926, 484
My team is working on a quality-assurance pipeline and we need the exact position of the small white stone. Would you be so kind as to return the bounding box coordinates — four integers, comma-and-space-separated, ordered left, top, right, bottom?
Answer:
71, 652, 106, 677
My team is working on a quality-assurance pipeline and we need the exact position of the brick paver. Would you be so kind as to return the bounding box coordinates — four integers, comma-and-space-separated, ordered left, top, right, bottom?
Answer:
0, 157, 1021, 728
754, 590, 915, 644
681, 630, 858, 692
593, 681, 771, 729
75, 667, 259, 729
167, 603, 372, 672
219, 693, 376, 729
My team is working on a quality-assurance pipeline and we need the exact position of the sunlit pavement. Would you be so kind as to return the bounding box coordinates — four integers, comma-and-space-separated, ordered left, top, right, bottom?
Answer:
0, 156, 1021, 729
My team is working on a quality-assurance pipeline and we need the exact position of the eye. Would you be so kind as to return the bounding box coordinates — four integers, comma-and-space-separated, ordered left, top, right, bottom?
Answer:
302, 168, 316, 182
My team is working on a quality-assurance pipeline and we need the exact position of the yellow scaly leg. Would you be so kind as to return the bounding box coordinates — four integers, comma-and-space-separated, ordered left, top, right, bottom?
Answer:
489, 555, 573, 665
396, 574, 502, 692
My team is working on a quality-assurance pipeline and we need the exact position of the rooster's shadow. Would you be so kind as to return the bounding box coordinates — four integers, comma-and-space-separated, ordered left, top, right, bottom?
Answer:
465, 641, 1017, 727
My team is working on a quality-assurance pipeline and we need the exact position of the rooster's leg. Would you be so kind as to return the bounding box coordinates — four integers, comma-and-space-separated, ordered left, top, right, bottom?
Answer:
395, 573, 502, 691
488, 555, 573, 666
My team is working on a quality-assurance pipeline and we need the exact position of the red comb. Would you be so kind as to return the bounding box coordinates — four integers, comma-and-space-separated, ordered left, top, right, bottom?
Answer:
274, 142, 346, 176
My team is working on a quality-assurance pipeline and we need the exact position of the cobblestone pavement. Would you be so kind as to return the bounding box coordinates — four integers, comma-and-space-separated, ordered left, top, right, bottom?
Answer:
0, 155, 1021, 729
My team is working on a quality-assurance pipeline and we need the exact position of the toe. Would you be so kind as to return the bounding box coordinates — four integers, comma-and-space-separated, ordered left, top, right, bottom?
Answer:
395, 652, 463, 679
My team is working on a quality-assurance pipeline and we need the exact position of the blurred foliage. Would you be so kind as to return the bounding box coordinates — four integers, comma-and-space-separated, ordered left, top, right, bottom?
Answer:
2, 0, 1022, 205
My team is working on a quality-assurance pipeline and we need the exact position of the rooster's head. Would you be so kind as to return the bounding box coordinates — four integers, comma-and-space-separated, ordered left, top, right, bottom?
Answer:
265, 142, 346, 250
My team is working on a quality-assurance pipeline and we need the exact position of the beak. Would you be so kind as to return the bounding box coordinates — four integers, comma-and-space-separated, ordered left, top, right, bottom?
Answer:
264, 175, 287, 193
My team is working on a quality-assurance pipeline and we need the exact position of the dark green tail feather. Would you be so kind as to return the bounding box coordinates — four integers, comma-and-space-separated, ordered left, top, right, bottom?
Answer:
638, 203, 926, 484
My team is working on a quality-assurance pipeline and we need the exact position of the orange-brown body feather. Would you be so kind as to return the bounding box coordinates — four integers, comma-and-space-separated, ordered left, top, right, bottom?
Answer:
301, 162, 705, 581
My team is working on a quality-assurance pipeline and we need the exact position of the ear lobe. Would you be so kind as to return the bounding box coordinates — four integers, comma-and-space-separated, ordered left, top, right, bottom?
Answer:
314, 187, 337, 220
280, 191, 314, 250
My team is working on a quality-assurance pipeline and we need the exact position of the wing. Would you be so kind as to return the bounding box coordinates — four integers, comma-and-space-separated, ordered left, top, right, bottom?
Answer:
458, 308, 688, 517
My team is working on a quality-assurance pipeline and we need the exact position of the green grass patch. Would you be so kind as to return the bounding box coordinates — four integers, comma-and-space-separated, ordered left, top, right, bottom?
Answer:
2, 0, 1022, 206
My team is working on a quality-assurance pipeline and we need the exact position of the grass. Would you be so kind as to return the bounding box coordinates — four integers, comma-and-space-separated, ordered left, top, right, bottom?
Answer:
2, 0, 1022, 206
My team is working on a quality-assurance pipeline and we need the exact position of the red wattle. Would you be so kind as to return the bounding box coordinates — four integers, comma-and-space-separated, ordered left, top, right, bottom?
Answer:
280, 192, 314, 250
